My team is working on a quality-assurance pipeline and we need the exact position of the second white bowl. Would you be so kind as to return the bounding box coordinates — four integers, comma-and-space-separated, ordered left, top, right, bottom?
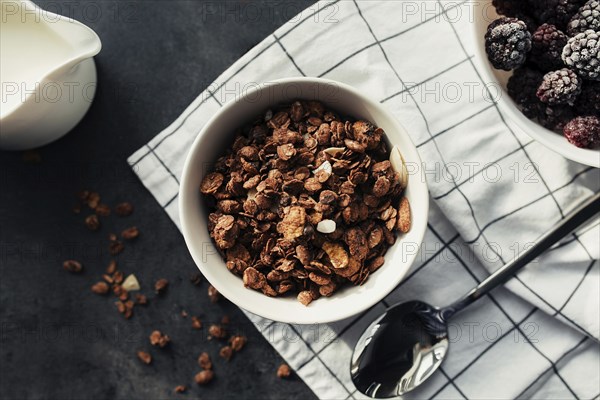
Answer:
471, 0, 600, 168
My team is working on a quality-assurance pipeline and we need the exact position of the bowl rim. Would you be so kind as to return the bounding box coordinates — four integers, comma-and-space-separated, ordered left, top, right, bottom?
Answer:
469, 1, 600, 168
178, 77, 429, 324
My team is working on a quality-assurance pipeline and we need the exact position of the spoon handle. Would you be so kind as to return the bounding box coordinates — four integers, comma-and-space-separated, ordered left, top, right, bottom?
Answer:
443, 192, 600, 319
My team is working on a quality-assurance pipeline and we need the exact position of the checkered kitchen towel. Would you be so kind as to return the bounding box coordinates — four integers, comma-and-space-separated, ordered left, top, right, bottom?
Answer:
128, 1, 600, 399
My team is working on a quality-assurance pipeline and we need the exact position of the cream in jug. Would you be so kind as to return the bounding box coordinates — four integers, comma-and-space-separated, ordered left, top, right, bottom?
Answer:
0, 0, 101, 150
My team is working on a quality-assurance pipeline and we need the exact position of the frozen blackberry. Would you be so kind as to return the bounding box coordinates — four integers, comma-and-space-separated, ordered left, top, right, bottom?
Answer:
563, 115, 600, 147
575, 81, 600, 116
539, 104, 576, 130
531, 24, 569, 70
493, 0, 526, 16
507, 66, 545, 117
567, 1, 600, 35
485, 18, 533, 70
562, 30, 600, 80
536, 68, 582, 105
533, 0, 586, 30
492, 0, 538, 30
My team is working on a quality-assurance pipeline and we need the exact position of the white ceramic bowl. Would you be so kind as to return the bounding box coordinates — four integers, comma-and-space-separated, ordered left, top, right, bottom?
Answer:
179, 78, 429, 324
471, 1, 600, 168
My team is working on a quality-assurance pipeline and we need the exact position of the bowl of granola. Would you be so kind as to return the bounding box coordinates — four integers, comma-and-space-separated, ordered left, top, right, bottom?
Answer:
179, 78, 428, 324
471, 0, 600, 167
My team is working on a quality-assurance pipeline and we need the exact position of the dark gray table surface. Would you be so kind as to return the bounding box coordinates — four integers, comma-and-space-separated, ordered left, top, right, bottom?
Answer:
0, 1, 319, 399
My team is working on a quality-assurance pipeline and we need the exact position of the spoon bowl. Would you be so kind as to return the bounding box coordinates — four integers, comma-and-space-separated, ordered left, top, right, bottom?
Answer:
351, 193, 599, 398
350, 301, 449, 398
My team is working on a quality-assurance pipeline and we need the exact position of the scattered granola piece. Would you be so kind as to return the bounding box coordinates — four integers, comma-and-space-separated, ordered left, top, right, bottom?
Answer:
230, 335, 247, 352
106, 260, 117, 274
123, 300, 134, 319
135, 294, 148, 305
115, 202, 134, 216
194, 370, 214, 385
63, 260, 83, 273
121, 226, 140, 240
277, 363, 292, 378
115, 301, 126, 314
113, 285, 124, 297
191, 316, 202, 330
95, 204, 111, 217
198, 352, 212, 370
87, 192, 100, 209
113, 271, 124, 284
208, 324, 226, 340
190, 272, 203, 286
91, 281, 109, 295
207, 285, 220, 303
137, 350, 152, 365
118, 290, 129, 301
149, 330, 170, 348
77, 190, 90, 201
219, 346, 233, 361
85, 215, 100, 231
154, 278, 169, 294
174, 385, 187, 393
108, 240, 124, 256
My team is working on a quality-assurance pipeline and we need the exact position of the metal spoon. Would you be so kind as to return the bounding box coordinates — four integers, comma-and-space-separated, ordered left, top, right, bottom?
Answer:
351, 192, 600, 398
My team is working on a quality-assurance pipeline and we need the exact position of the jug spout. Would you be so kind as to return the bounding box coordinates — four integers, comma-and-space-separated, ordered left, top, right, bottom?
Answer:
46, 18, 102, 79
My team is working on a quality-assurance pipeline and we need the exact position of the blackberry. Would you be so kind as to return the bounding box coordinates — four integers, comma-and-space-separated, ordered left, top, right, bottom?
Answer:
493, 0, 525, 16
531, 24, 569, 70
563, 115, 600, 147
575, 81, 600, 116
536, 68, 582, 104
562, 30, 600, 80
493, 0, 539, 31
567, 1, 600, 35
485, 18, 533, 70
538, 104, 576, 130
532, 0, 586, 30
507, 66, 545, 117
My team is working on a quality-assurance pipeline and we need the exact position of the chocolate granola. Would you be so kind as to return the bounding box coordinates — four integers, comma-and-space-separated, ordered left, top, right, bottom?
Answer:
200, 100, 411, 305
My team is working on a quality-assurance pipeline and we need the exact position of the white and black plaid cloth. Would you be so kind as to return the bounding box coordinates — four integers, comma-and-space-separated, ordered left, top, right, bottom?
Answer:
128, 1, 600, 398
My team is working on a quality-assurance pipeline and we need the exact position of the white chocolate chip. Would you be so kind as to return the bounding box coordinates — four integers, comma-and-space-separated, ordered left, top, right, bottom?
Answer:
313, 160, 332, 176
122, 274, 140, 291
316, 219, 336, 234
390, 145, 408, 189
323, 147, 345, 156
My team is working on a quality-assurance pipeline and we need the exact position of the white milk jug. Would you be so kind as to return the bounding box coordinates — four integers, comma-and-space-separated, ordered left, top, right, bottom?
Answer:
0, 0, 101, 150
